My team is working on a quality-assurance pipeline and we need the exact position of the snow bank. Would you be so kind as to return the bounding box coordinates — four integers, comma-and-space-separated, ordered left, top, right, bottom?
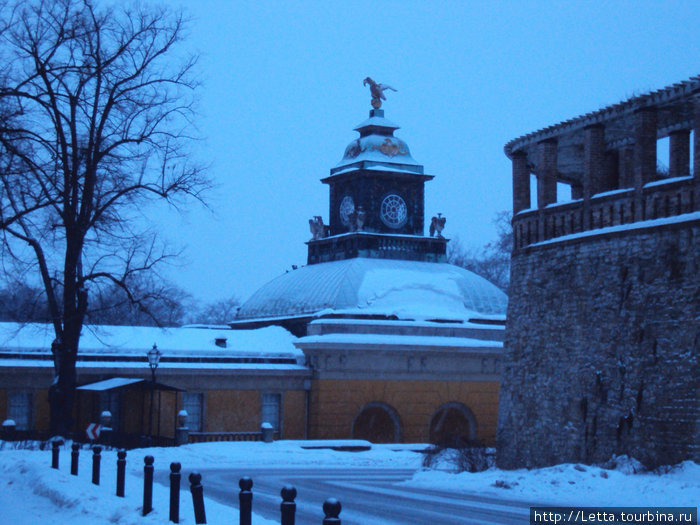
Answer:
407, 455, 700, 507
0, 444, 278, 525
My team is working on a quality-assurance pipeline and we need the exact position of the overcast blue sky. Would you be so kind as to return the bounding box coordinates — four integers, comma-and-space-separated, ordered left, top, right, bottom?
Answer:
161, 0, 700, 303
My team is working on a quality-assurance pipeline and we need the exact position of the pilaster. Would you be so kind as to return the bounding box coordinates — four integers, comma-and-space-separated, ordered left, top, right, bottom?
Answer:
633, 107, 657, 220
668, 129, 690, 177
512, 151, 530, 214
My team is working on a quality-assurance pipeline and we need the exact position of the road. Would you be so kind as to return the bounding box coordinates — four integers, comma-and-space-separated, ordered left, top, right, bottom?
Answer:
183, 466, 534, 525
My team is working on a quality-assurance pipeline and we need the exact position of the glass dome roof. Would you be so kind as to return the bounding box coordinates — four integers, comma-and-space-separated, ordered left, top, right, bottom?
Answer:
235, 258, 507, 323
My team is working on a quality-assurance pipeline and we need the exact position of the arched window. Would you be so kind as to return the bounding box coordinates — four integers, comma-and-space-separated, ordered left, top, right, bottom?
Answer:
429, 402, 477, 446
352, 402, 402, 443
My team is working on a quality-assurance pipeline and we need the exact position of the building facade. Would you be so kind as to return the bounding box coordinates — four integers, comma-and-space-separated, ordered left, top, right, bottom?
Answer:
0, 323, 309, 443
498, 76, 700, 468
233, 98, 508, 445
1, 93, 508, 446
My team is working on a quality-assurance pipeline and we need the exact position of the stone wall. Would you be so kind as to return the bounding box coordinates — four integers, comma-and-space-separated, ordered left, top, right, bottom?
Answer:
498, 218, 700, 468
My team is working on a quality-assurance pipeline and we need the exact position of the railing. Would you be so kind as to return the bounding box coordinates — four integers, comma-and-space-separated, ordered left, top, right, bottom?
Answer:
513, 176, 698, 250
188, 431, 279, 443
307, 231, 447, 264
0, 428, 174, 450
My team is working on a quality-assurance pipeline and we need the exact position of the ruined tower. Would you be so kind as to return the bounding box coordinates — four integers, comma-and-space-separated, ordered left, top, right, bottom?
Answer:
498, 77, 700, 468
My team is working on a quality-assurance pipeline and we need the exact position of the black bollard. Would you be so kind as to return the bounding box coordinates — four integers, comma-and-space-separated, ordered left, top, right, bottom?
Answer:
189, 472, 207, 524
142, 455, 154, 516
70, 443, 79, 475
169, 462, 181, 523
116, 449, 126, 497
92, 446, 102, 485
51, 440, 59, 469
322, 498, 342, 525
280, 485, 297, 525
238, 476, 253, 525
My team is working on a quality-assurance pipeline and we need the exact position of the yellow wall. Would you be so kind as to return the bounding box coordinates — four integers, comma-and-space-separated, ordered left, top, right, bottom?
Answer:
0, 390, 6, 423
282, 390, 306, 439
205, 390, 260, 432
203, 389, 307, 439
309, 379, 500, 444
34, 390, 49, 431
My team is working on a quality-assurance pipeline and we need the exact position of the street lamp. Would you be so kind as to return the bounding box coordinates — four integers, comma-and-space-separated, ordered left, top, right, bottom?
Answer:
146, 343, 162, 444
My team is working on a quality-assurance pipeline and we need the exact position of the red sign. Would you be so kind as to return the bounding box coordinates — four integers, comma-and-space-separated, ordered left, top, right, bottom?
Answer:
86, 423, 101, 440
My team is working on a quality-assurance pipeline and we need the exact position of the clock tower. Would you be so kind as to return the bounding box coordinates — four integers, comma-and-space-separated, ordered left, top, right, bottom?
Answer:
307, 86, 447, 265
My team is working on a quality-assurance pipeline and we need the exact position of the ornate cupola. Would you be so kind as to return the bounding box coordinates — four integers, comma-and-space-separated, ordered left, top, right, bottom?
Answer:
307, 78, 448, 265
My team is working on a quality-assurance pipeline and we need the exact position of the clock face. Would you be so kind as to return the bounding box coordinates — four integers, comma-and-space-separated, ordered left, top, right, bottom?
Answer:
339, 195, 355, 226
380, 193, 407, 228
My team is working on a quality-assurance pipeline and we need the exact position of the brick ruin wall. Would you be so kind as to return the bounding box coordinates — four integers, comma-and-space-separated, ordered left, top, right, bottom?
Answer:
497, 219, 700, 469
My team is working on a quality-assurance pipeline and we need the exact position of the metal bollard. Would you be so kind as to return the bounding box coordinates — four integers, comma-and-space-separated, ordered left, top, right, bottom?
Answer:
70, 443, 79, 475
322, 498, 342, 525
280, 485, 297, 525
51, 440, 60, 469
116, 449, 126, 497
189, 472, 207, 524
92, 446, 102, 485
238, 476, 253, 525
142, 455, 154, 516
169, 462, 181, 523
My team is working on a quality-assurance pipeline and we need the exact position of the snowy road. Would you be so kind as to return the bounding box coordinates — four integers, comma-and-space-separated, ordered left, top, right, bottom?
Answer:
190, 466, 534, 524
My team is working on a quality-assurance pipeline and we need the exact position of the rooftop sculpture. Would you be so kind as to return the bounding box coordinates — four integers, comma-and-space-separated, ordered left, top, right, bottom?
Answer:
363, 77, 397, 109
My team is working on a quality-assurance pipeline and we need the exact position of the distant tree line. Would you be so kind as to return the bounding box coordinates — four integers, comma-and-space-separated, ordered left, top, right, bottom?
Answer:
0, 278, 239, 327
448, 211, 512, 292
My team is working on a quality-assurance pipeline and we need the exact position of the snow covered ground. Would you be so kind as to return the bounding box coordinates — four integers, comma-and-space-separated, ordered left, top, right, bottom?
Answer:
0, 441, 697, 524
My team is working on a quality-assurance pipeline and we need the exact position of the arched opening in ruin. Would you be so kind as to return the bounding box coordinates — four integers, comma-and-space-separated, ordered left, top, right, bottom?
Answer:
351, 402, 402, 443
557, 181, 573, 202
429, 402, 477, 446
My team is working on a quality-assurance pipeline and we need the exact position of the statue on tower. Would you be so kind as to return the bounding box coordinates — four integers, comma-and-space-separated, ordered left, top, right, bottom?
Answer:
363, 77, 397, 109
429, 213, 446, 239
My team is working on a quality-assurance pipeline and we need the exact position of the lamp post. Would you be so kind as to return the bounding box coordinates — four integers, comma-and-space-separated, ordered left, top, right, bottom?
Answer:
147, 343, 162, 444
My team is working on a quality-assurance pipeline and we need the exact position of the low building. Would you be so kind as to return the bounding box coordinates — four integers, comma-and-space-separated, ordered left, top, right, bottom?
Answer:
0, 323, 309, 443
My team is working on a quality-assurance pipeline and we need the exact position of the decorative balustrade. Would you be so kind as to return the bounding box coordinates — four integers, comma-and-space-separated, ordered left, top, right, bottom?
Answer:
307, 231, 447, 264
513, 176, 698, 250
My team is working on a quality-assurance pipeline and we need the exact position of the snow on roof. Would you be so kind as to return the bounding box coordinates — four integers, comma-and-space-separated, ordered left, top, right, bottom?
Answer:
308, 318, 505, 330
328, 164, 424, 177
297, 332, 503, 349
353, 115, 399, 131
236, 257, 507, 323
0, 322, 302, 360
335, 134, 421, 169
76, 377, 143, 391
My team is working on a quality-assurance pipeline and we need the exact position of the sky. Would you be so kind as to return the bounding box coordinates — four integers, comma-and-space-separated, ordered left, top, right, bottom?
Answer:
154, 0, 700, 304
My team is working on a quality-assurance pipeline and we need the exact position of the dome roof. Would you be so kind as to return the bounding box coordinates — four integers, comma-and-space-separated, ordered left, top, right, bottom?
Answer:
235, 258, 507, 323
331, 109, 423, 176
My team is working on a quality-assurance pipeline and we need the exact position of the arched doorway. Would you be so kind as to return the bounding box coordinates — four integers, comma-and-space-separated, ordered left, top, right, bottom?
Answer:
429, 402, 477, 446
352, 402, 402, 443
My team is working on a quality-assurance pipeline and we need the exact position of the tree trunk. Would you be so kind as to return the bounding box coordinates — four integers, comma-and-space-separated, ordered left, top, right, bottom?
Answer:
49, 341, 77, 437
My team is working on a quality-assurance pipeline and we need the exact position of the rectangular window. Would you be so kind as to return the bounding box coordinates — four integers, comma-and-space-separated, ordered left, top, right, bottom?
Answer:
8, 391, 32, 430
261, 393, 281, 431
98, 391, 120, 431
183, 393, 203, 432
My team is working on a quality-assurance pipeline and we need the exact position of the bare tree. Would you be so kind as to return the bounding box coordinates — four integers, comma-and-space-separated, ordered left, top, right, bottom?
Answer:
189, 295, 240, 326
0, 0, 209, 434
85, 276, 193, 327
448, 211, 512, 292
